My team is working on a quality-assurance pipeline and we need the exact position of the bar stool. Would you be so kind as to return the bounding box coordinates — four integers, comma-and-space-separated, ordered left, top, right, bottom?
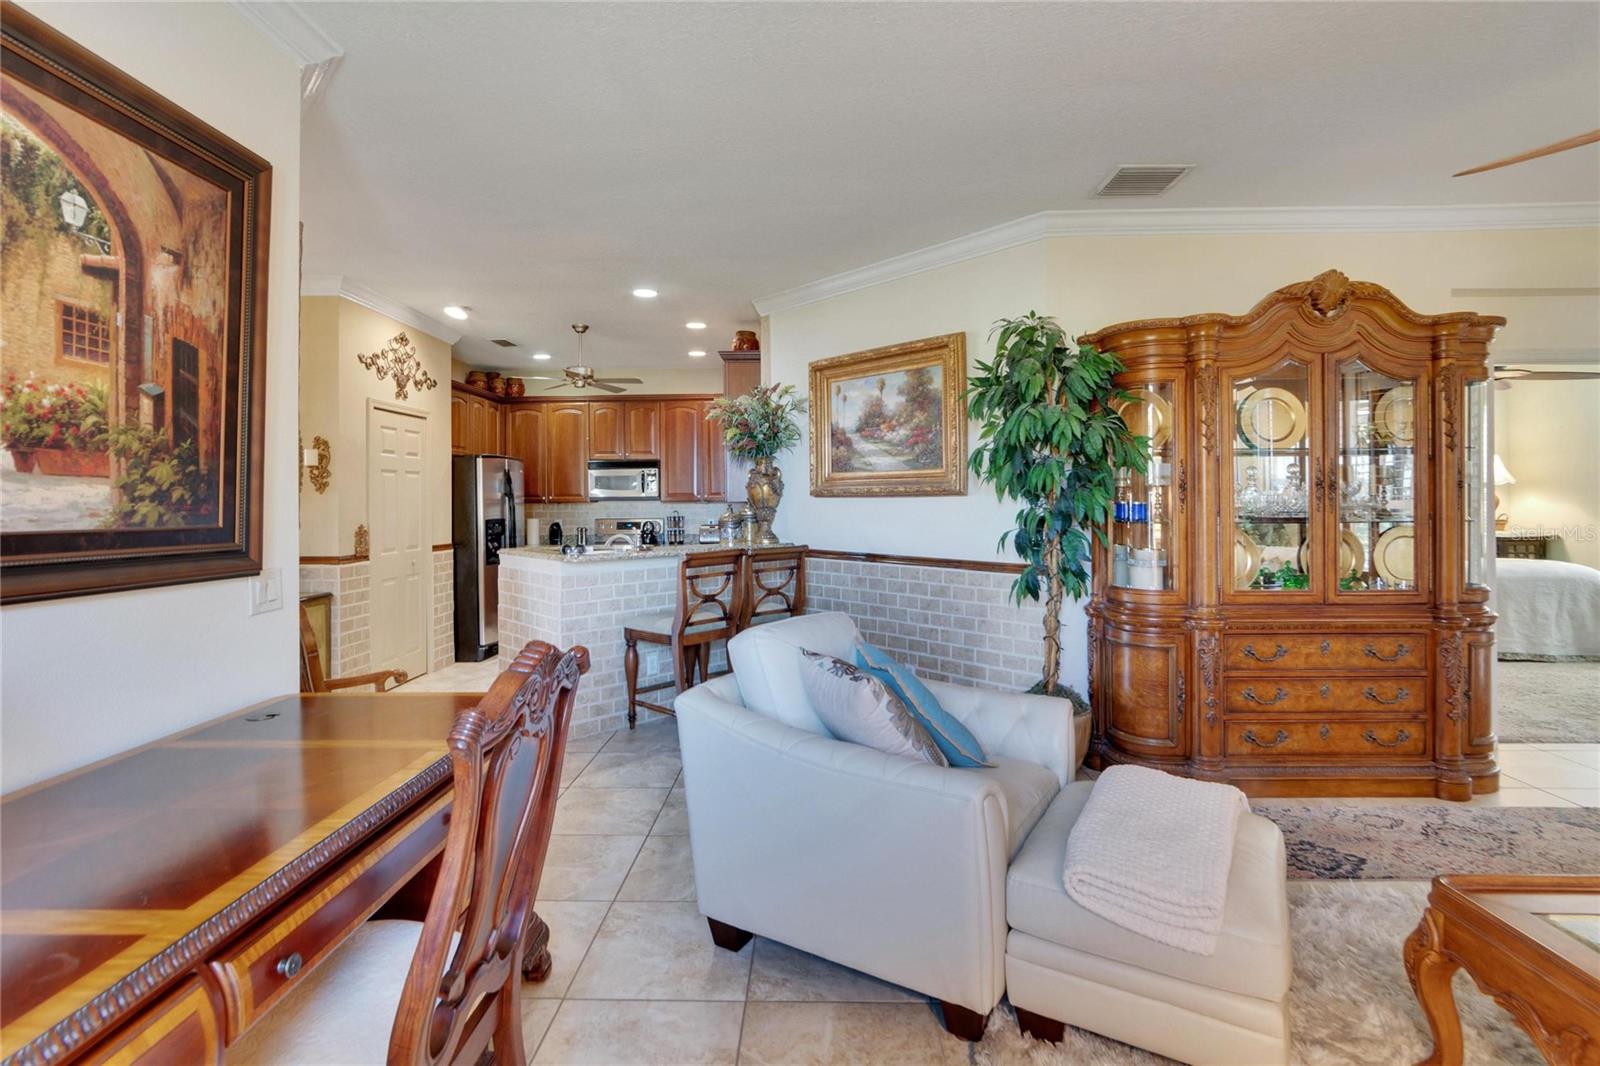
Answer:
623, 549, 745, 729
739, 545, 807, 630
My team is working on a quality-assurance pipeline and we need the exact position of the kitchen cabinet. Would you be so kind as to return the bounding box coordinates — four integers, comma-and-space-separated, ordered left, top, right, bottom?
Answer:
450, 393, 468, 452
589, 402, 625, 459
661, 399, 725, 502
624, 401, 660, 459
545, 402, 589, 503
451, 384, 504, 455
504, 405, 546, 499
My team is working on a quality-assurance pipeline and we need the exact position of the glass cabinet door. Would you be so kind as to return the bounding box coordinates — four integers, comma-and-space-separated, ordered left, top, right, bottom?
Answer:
1463, 378, 1491, 590
1110, 382, 1177, 593
1332, 359, 1423, 596
1229, 358, 1316, 596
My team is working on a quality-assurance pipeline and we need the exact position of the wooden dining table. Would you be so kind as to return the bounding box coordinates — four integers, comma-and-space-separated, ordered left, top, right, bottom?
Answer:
0, 690, 536, 1066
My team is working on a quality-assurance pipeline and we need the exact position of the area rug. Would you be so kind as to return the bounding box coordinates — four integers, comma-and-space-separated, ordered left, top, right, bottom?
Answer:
1254, 803, 1600, 880
1495, 658, 1600, 743
973, 881, 1540, 1065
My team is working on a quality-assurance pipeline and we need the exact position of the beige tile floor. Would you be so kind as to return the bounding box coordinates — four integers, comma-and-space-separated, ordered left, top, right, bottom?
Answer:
397, 663, 1600, 1062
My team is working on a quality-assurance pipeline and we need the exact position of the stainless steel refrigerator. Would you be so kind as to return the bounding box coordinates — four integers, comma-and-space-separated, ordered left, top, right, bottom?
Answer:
452, 454, 526, 661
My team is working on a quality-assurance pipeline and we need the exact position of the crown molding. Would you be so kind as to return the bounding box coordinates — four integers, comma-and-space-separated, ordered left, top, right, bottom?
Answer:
753, 202, 1600, 315
301, 275, 463, 345
228, 1, 343, 110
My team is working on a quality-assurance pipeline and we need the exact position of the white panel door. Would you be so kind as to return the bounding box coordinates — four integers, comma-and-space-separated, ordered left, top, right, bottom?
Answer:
368, 406, 429, 680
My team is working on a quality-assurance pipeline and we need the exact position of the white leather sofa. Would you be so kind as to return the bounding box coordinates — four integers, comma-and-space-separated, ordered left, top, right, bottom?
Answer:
674, 611, 1073, 1039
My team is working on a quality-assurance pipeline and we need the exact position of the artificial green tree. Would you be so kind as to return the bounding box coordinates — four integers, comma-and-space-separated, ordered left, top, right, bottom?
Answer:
967, 312, 1149, 696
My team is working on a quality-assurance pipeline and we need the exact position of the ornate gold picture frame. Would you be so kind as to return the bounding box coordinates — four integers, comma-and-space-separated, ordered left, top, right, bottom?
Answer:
809, 333, 967, 497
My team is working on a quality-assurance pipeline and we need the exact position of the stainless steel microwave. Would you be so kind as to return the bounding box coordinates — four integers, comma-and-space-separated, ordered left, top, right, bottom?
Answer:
587, 461, 660, 500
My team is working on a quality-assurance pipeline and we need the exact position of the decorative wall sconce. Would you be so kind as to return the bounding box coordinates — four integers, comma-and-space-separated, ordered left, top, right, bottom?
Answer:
302, 435, 331, 494
356, 332, 438, 401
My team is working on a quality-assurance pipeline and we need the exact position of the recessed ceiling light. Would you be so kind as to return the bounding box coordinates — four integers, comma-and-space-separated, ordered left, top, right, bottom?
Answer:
442, 305, 470, 320
632, 287, 658, 299
685, 321, 706, 330
688, 350, 706, 358
532, 352, 552, 361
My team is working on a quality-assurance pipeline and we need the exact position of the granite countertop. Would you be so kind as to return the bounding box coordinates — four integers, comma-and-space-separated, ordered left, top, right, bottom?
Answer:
500, 543, 794, 565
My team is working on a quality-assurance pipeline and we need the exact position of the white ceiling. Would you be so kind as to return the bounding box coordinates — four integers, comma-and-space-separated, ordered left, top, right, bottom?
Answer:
294, 2, 1600, 371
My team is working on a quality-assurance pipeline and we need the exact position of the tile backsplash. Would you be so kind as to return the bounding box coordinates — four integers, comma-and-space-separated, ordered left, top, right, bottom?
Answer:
525, 500, 729, 545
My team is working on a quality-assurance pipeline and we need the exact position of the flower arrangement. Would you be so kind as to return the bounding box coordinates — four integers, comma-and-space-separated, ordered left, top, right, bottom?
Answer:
705, 383, 806, 461
1, 375, 108, 453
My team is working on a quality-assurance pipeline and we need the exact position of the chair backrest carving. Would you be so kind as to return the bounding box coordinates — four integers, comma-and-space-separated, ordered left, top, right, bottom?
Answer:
673, 549, 745, 647
388, 640, 589, 1066
741, 546, 807, 630
298, 604, 329, 693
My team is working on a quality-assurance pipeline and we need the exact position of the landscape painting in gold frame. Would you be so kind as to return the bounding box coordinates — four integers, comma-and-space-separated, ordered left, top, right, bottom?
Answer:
809, 333, 966, 497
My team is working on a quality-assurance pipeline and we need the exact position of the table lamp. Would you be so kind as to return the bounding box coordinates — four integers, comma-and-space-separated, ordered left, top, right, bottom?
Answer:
1492, 454, 1514, 530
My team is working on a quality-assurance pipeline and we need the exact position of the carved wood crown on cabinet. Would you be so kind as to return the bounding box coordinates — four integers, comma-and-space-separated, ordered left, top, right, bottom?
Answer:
451, 385, 726, 504
1081, 271, 1503, 801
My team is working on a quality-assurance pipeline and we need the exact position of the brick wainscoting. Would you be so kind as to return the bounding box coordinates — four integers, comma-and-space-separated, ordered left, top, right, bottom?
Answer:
805, 555, 1070, 696
300, 549, 456, 679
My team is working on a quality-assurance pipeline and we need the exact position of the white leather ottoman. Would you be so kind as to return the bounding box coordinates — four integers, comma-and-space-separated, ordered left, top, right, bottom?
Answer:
1004, 781, 1292, 1066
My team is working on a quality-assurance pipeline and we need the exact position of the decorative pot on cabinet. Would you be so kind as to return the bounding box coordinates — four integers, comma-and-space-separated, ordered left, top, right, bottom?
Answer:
731, 329, 759, 352
507, 377, 525, 397
465, 370, 488, 388
746, 456, 783, 545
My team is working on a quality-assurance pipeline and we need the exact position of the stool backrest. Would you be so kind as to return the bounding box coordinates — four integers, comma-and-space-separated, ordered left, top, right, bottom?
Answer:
389, 640, 589, 1066
674, 549, 745, 647
741, 546, 807, 630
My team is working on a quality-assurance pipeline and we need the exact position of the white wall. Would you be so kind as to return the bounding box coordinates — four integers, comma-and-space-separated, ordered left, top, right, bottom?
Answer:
1, 3, 301, 791
1495, 369, 1600, 569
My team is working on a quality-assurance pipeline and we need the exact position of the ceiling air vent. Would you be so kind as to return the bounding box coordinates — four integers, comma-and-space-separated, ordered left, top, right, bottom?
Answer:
490, 338, 518, 348
1094, 165, 1194, 197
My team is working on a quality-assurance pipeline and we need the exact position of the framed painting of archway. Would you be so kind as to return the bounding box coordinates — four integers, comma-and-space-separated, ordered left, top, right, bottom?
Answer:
0, 3, 270, 603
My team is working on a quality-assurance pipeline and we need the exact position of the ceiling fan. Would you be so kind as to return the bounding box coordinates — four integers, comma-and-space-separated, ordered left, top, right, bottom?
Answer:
524, 324, 643, 394
1453, 129, 1600, 176
1494, 365, 1600, 389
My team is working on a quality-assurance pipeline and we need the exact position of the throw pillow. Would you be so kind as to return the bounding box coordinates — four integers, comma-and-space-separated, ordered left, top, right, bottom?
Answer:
855, 643, 992, 768
797, 650, 948, 766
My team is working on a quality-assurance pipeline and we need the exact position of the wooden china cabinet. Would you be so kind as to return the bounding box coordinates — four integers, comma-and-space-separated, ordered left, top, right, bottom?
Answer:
1082, 271, 1502, 800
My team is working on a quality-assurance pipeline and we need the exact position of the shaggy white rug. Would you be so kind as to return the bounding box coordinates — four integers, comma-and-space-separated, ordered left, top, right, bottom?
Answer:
972, 881, 1540, 1066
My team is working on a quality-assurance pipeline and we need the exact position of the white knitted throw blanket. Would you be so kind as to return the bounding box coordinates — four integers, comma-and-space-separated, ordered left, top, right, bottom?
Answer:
1063, 764, 1249, 955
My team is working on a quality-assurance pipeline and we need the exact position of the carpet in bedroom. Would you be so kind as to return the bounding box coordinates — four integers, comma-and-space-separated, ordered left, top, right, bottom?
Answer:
1494, 659, 1600, 743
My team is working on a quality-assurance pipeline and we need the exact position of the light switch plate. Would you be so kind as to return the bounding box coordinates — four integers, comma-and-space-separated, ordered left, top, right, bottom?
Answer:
250, 567, 283, 615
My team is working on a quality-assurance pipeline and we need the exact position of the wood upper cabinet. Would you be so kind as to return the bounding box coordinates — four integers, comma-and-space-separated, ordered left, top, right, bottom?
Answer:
450, 393, 468, 453
624, 401, 660, 459
589, 402, 625, 460
451, 385, 504, 456
660, 400, 704, 502
545, 402, 589, 503
504, 405, 546, 499
700, 402, 726, 502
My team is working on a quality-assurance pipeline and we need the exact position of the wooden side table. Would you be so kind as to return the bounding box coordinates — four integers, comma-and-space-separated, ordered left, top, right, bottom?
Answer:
1496, 532, 1555, 559
1404, 875, 1600, 1065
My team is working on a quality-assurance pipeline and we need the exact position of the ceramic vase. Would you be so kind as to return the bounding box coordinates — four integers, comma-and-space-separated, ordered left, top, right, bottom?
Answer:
746, 456, 783, 546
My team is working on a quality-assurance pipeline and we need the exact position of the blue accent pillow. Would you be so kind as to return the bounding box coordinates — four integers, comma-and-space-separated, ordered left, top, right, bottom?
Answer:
854, 643, 992, 768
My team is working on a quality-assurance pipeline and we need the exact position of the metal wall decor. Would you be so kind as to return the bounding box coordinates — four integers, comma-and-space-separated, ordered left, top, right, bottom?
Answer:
353, 523, 370, 559
356, 332, 438, 401
307, 435, 331, 494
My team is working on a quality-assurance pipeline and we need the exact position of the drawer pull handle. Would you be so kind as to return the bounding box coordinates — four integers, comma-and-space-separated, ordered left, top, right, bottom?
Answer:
1242, 728, 1291, 749
277, 953, 303, 980
1243, 643, 1289, 663
1363, 642, 1411, 663
1363, 686, 1411, 705
1362, 728, 1412, 748
1242, 686, 1289, 706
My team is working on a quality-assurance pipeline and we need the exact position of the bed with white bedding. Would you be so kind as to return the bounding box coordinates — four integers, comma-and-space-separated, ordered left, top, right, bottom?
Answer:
1494, 557, 1600, 660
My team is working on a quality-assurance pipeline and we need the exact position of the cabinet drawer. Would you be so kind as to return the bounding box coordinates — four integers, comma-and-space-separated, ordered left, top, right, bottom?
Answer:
1223, 678, 1424, 715
1225, 719, 1427, 760
211, 794, 449, 1041
85, 977, 223, 1065
1224, 633, 1425, 672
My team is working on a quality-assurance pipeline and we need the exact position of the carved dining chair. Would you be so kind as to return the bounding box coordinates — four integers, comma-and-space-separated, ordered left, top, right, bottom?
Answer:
738, 545, 807, 631
231, 639, 589, 1066
298, 603, 408, 693
622, 548, 744, 729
